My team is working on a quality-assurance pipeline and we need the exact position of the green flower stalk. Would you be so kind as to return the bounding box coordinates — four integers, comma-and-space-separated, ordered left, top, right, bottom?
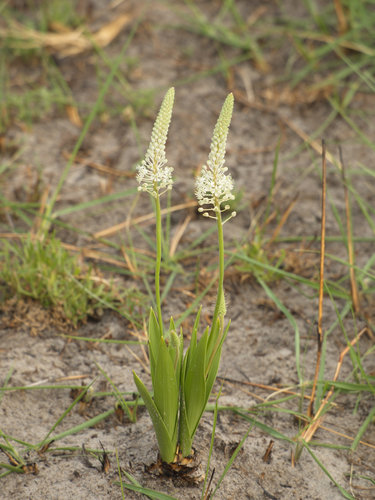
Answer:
136, 87, 175, 332
180, 93, 235, 457
195, 93, 235, 329
133, 88, 180, 463
133, 89, 235, 463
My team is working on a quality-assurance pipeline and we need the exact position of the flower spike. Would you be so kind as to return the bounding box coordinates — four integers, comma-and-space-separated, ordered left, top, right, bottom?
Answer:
195, 93, 235, 218
136, 88, 175, 197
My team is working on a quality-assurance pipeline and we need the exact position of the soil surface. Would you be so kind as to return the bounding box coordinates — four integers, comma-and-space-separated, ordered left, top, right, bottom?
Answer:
1, 1, 374, 499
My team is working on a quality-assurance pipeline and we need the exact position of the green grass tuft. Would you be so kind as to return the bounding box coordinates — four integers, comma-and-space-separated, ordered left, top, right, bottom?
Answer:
0, 234, 137, 326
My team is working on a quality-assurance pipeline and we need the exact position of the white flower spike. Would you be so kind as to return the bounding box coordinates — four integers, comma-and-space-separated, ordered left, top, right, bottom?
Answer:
136, 88, 175, 197
195, 93, 235, 221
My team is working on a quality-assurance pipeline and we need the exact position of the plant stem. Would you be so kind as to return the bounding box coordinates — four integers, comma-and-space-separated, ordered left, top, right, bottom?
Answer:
206, 209, 226, 374
211, 209, 225, 332
155, 194, 163, 334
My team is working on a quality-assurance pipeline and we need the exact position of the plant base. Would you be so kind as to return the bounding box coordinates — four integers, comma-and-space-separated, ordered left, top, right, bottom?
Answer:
146, 448, 204, 484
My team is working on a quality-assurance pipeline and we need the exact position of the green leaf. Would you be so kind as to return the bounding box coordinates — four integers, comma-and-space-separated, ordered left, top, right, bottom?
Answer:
148, 308, 161, 381
205, 345, 222, 402
179, 394, 193, 457
351, 404, 375, 451
181, 344, 189, 394
179, 318, 231, 456
192, 306, 202, 341
206, 320, 230, 388
182, 307, 201, 382
183, 326, 208, 438
168, 316, 176, 334
234, 411, 294, 443
166, 317, 181, 377
133, 372, 176, 463
190, 307, 202, 352
120, 482, 178, 499
206, 316, 221, 362
153, 338, 179, 446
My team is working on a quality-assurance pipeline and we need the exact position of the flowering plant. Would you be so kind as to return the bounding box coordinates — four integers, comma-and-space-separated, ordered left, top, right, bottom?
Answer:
133, 88, 235, 463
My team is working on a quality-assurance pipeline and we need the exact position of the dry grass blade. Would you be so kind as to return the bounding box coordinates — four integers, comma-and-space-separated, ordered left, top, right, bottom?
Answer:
169, 214, 192, 257
217, 376, 312, 401
55, 375, 90, 382
66, 105, 83, 128
31, 186, 50, 236
94, 200, 197, 239
202, 468, 215, 500
267, 194, 298, 245
64, 152, 135, 178
333, 0, 349, 35
281, 117, 341, 170
297, 326, 367, 451
307, 140, 327, 418
284, 29, 375, 57
231, 88, 340, 169
121, 247, 138, 275
318, 423, 375, 450
0, 13, 132, 57
260, 84, 333, 106
340, 148, 360, 314
125, 326, 149, 374
64, 242, 154, 266
237, 65, 255, 103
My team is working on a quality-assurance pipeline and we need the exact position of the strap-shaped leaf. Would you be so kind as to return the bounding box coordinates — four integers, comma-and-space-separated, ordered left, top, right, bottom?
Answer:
182, 307, 201, 382
168, 316, 176, 335
179, 393, 193, 457
206, 316, 221, 361
190, 306, 201, 353
192, 306, 202, 341
170, 327, 183, 387
182, 320, 231, 445
178, 327, 184, 377
166, 317, 181, 375
153, 337, 179, 442
205, 320, 230, 402
181, 342, 189, 390
183, 326, 208, 434
133, 372, 177, 463
148, 308, 161, 381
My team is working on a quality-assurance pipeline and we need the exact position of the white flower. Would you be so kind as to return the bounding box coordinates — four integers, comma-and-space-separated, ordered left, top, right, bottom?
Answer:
195, 93, 235, 219
136, 88, 175, 197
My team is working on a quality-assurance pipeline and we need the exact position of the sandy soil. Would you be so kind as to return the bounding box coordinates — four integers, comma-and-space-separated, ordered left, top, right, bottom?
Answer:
1, 1, 374, 499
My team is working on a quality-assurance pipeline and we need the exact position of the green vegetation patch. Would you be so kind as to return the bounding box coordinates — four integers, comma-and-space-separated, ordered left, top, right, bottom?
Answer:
0, 234, 138, 327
